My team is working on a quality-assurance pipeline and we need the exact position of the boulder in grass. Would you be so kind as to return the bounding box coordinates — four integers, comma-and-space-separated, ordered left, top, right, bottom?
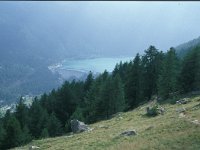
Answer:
70, 119, 90, 133
176, 98, 190, 104
29, 146, 40, 150
176, 107, 186, 113
120, 130, 137, 136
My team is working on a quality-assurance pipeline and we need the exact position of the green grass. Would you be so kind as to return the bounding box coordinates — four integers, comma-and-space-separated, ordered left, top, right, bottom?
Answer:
12, 95, 200, 150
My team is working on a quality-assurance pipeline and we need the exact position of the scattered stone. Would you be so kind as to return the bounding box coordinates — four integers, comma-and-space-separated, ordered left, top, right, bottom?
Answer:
178, 112, 186, 118
176, 107, 186, 113
99, 125, 109, 129
191, 120, 200, 125
176, 98, 190, 104
29, 146, 40, 150
120, 130, 137, 136
111, 112, 123, 118
116, 116, 123, 121
65, 135, 73, 138
146, 107, 156, 116
159, 106, 165, 115
146, 105, 165, 116
87, 128, 94, 132
70, 119, 90, 133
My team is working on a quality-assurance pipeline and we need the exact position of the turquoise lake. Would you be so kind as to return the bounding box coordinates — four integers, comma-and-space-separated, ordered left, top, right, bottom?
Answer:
61, 57, 134, 73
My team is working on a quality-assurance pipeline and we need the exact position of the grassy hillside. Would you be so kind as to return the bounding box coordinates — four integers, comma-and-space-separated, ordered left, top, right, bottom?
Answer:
13, 95, 200, 150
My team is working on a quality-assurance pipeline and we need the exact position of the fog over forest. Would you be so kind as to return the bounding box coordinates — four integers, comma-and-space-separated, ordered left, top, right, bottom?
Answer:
0, 2, 200, 58
0, 1, 200, 104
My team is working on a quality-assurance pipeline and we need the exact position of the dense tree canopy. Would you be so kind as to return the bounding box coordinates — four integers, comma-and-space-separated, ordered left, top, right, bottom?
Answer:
0, 45, 199, 149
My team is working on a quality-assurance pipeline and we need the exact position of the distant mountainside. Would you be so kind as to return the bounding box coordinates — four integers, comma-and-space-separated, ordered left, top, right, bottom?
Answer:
0, 2, 199, 104
175, 36, 200, 57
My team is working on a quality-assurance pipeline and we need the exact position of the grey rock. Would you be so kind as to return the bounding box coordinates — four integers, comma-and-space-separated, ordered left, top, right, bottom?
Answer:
191, 120, 200, 125
176, 107, 186, 113
176, 98, 190, 104
111, 112, 122, 118
29, 146, 40, 150
70, 119, 90, 133
178, 112, 186, 118
120, 130, 137, 136
99, 125, 109, 129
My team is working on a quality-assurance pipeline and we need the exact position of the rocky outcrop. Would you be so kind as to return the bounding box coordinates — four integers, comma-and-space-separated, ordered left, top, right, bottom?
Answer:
70, 119, 90, 133
146, 105, 165, 116
176, 107, 186, 113
120, 130, 137, 136
176, 98, 190, 104
29, 146, 40, 150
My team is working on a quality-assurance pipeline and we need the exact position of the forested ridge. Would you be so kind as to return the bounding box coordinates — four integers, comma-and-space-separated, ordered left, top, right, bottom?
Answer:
0, 45, 200, 149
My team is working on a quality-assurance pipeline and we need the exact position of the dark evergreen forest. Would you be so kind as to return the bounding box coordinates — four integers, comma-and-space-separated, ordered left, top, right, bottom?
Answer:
0, 45, 200, 149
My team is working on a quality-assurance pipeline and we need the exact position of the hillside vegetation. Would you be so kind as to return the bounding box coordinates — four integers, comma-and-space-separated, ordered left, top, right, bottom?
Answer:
0, 45, 200, 149
13, 95, 200, 150
175, 36, 200, 58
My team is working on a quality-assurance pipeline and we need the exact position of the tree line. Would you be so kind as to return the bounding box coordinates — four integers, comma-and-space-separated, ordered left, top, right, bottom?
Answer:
0, 45, 200, 149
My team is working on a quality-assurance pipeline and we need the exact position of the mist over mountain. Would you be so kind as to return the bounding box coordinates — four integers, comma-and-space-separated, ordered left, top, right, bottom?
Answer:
0, 2, 200, 104
175, 36, 200, 58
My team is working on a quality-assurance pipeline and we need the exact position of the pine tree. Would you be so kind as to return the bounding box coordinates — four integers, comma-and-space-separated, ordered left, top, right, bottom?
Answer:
3, 116, 22, 149
0, 122, 6, 149
41, 128, 49, 138
47, 113, 62, 137
158, 48, 179, 99
83, 77, 102, 123
111, 74, 126, 113
15, 97, 29, 128
125, 53, 143, 109
29, 98, 49, 138
20, 125, 32, 144
141, 46, 164, 100
180, 46, 200, 92
84, 71, 94, 92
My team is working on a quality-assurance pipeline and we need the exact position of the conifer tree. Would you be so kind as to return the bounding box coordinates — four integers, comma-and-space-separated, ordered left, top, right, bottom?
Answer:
125, 53, 143, 109
3, 116, 22, 149
111, 74, 126, 113
158, 48, 179, 99
47, 113, 62, 137
180, 46, 200, 92
141, 46, 164, 100
29, 98, 49, 138
0, 123, 6, 149
41, 128, 49, 138
15, 97, 29, 128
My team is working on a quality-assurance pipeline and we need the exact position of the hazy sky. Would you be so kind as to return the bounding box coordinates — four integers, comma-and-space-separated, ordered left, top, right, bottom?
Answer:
1, 1, 200, 57
63, 1, 200, 53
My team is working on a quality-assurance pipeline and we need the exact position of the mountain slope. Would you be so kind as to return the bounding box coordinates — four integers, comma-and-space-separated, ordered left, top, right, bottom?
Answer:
176, 36, 200, 57
13, 95, 200, 150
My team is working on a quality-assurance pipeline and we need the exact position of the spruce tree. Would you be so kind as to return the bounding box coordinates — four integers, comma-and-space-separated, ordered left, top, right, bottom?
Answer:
180, 46, 200, 92
41, 128, 49, 138
0, 123, 6, 149
15, 97, 29, 128
158, 48, 179, 99
29, 98, 49, 138
3, 116, 22, 149
125, 53, 143, 109
111, 74, 126, 113
84, 71, 94, 92
47, 113, 62, 137
141, 46, 164, 100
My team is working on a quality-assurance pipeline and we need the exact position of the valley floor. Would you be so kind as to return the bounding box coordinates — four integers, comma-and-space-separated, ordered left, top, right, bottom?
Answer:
13, 95, 200, 150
